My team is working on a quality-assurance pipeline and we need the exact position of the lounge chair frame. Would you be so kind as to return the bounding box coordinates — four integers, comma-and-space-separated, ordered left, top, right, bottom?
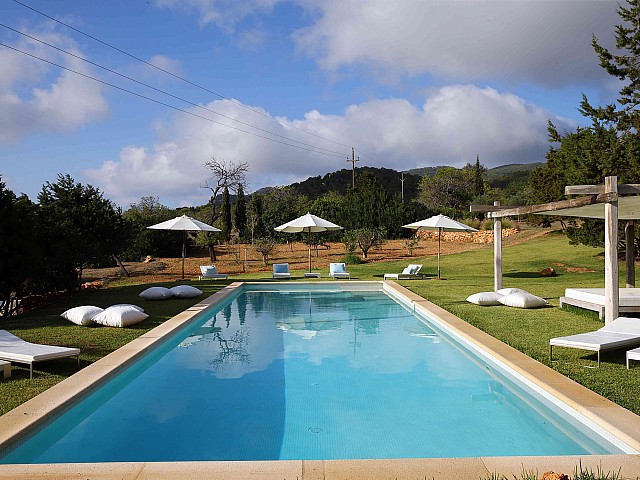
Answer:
0, 330, 80, 379
198, 265, 228, 280
329, 263, 350, 279
549, 317, 640, 367
272, 263, 291, 279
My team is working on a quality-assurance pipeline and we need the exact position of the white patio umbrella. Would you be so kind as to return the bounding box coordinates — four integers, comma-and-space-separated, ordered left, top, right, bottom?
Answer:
275, 212, 343, 272
148, 214, 221, 279
403, 214, 478, 280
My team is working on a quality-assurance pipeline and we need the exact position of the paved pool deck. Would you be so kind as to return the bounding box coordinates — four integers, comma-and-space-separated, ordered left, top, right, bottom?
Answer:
1, 281, 639, 479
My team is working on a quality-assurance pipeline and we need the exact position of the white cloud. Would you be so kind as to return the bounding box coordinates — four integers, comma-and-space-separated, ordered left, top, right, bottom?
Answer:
86, 85, 572, 207
153, 0, 281, 31
0, 27, 109, 143
148, 55, 184, 76
293, 0, 618, 87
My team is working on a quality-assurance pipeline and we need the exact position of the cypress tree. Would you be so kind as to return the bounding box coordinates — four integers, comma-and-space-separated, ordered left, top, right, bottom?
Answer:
234, 184, 247, 241
221, 186, 232, 242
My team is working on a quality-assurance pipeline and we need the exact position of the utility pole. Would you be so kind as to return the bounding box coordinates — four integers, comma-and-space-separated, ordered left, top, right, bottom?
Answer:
400, 172, 406, 203
347, 147, 359, 189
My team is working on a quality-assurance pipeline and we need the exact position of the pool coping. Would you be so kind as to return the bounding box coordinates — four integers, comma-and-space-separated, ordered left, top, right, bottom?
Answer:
0, 280, 639, 479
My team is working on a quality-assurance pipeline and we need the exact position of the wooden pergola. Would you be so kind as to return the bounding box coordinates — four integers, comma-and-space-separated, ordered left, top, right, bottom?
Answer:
471, 176, 640, 324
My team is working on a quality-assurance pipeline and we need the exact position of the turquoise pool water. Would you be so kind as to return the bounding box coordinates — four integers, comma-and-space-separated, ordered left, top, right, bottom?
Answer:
0, 285, 629, 463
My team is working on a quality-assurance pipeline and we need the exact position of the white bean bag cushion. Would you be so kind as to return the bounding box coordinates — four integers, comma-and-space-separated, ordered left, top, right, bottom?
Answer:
92, 305, 149, 327
466, 292, 503, 306
498, 291, 548, 309
61, 306, 103, 326
110, 304, 144, 312
139, 286, 173, 300
496, 287, 523, 295
169, 285, 203, 299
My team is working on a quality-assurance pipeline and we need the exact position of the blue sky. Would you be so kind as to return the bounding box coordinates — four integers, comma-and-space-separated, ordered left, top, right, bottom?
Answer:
1, 0, 622, 208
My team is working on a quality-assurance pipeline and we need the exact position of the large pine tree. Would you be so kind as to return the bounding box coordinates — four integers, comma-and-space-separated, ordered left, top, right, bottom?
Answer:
581, 0, 640, 134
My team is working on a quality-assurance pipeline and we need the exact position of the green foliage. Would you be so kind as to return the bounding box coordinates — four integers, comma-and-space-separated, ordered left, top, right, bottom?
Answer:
122, 196, 178, 261
221, 186, 232, 242
233, 184, 247, 240
253, 237, 276, 265
531, 1, 640, 247
418, 165, 475, 215
247, 193, 265, 241
291, 166, 422, 201
341, 253, 362, 264
474, 155, 485, 197
404, 237, 420, 256
0, 178, 42, 307
347, 227, 384, 259
581, 0, 640, 133
261, 186, 309, 240
37, 174, 129, 291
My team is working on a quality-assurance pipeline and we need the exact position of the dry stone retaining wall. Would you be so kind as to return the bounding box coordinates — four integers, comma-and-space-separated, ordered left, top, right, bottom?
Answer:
416, 227, 519, 244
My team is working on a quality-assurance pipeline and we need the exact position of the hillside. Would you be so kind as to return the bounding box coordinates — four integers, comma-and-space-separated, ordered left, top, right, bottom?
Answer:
289, 167, 423, 201
226, 163, 542, 203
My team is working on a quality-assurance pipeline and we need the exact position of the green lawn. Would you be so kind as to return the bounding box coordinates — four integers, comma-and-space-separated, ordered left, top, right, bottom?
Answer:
1, 231, 639, 418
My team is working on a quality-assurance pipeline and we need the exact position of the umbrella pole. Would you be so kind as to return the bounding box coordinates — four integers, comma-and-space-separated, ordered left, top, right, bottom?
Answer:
182, 231, 186, 280
437, 228, 441, 279
308, 230, 312, 272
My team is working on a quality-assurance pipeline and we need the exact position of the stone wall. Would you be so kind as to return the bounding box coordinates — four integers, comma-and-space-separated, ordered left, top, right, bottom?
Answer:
416, 227, 519, 244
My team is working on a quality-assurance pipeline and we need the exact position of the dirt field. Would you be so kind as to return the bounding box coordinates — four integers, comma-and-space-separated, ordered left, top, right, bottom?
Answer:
83, 226, 548, 286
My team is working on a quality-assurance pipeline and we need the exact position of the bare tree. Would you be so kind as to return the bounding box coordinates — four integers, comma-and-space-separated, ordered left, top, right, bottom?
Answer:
202, 157, 249, 261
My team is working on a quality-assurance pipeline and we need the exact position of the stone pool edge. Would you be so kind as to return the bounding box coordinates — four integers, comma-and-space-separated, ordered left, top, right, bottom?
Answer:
0, 280, 638, 480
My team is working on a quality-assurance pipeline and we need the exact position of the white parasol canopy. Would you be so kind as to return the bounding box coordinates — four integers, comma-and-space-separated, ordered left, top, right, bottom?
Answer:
275, 213, 343, 272
148, 215, 221, 279
403, 214, 478, 279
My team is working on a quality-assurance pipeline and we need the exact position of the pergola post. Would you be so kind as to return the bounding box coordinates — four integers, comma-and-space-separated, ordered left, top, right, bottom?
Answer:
494, 201, 502, 291
604, 176, 619, 324
626, 220, 635, 288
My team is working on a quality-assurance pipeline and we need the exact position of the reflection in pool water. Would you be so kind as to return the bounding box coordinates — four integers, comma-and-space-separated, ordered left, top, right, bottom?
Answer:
0, 288, 626, 464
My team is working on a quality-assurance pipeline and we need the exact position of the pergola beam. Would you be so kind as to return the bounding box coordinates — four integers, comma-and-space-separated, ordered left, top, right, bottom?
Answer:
565, 184, 640, 195
486, 193, 616, 219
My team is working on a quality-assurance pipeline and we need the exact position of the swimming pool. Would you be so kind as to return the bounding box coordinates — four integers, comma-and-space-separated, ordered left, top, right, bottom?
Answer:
0, 283, 637, 464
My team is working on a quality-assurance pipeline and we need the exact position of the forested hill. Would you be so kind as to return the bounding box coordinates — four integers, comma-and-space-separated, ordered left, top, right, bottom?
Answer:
289, 167, 423, 201
286, 163, 542, 201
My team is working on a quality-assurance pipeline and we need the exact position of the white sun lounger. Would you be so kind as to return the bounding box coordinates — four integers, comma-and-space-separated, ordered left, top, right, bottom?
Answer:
272, 263, 291, 279
0, 330, 80, 379
560, 288, 640, 319
384, 264, 424, 280
627, 346, 640, 369
549, 317, 640, 367
198, 265, 228, 280
329, 263, 350, 279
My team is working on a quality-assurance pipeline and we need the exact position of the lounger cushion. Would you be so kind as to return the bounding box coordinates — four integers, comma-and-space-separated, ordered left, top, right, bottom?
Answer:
201, 266, 217, 275
170, 285, 203, 299
139, 286, 173, 300
0, 330, 80, 363
274, 264, 289, 274
499, 291, 548, 309
92, 306, 149, 328
466, 292, 503, 306
331, 263, 346, 274
61, 306, 103, 326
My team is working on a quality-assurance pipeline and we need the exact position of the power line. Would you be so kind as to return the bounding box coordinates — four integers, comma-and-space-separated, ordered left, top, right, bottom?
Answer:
0, 24, 346, 157
0, 42, 345, 158
11, 0, 353, 151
